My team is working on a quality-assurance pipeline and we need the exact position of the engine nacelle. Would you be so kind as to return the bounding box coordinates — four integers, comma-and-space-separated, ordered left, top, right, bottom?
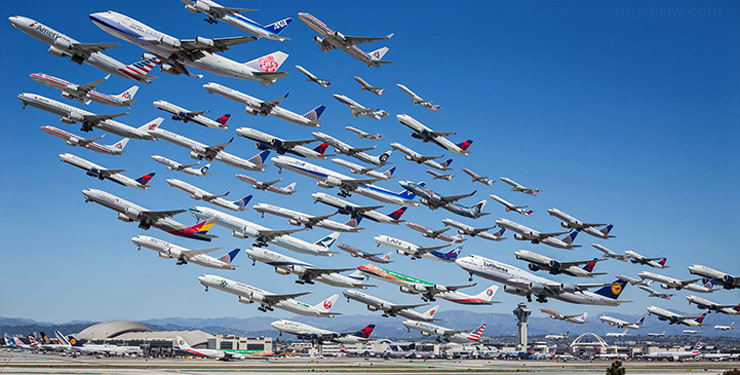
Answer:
244, 107, 258, 115
514, 233, 525, 241
367, 305, 379, 312
66, 136, 80, 146
158, 252, 171, 258
256, 142, 271, 151
124, 207, 141, 219
159, 36, 181, 49
64, 83, 80, 93
271, 139, 284, 149
237, 296, 253, 304
232, 230, 249, 239
318, 176, 342, 189
117, 213, 135, 222
503, 284, 528, 296
560, 222, 570, 229
195, 36, 215, 48
399, 286, 415, 295
723, 275, 736, 286
190, 193, 204, 200
288, 219, 302, 226
160, 63, 179, 75
548, 260, 562, 270
529, 282, 546, 294
379, 302, 392, 311
333, 31, 346, 41
248, 291, 265, 302
313, 36, 324, 45
289, 265, 307, 274
556, 283, 578, 293
274, 267, 290, 275
64, 112, 85, 123
48, 45, 66, 57
190, 151, 203, 160
420, 332, 430, 337
53, 38, 73, 51
660, 283, 671, 290
528, 263, 540, 271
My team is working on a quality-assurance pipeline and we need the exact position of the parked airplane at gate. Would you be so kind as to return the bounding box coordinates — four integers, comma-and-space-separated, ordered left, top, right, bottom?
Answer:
405, 222, 464, 243
151, 155, 210, 176
333, 94, 389, 120
236, 175, 296, 195
331, 159, 395, 180
153, 100, 229, 129
495, 218, 580, 249
390, 142, 452, 171
638, 271, 716, 293
637, 285, 674, 300
343, 290, 441, 321
60, 153, 153, 189
500, 177, 539, 196
253, 203, 361, 232
42, 126, 128, 155
312, 192, 408, 225
399, 181, 487, 218
166, 178, 251, 211
426, 170, 453, 181
336, 244, 392, 264
397, 114, 472, 156
688, 265, 739, 290
236, 127, 329, 159
313, 131, 391, 165
540, 307, 588, 324
686, 295, 740, 315
489, 195, 532, 216
547, 208, 614, 239
646, 306, 706, 327
592, 243, 629, 262
9, 16, 159, 83
346, 125, 382, 140
403, 321, 485, 343
30, 73, 138, 107
374, 235, 452, 261
641, 341, 703, 361
271, 320, 374, 344
513, 250, 606, 277
599, 315, 645, 329
180, 0, 292, 41
295, 65, 330, 87
176, 336, 245, 360
131, 235, 238, 269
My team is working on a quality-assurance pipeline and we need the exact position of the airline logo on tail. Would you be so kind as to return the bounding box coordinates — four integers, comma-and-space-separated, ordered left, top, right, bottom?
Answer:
696, 313, 706, 324
315, 232, 340, 249
172, 217, 217, 240
388, 206, 407, 220
354, 324, 375, 338
313, 142, 329, 154
563, 231, 578, 244
303, 105, 326, 122
216, 114, 231, 126
218, 248, 240, 264
136, 172, 155, 185
258, 56, 279, 72
692, 341, 703, 354
119, 56, 161, 81
458, 139, 473, 151
235, 195, 253, 209
658, 258, 667, 266
467, 324, 486, 342
249, 150, 271, 165
583, 260, 598, 273
594, 279, 628, 299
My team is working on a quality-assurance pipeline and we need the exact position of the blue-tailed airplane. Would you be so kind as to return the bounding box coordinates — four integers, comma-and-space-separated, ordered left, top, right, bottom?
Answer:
399, 181, 487, 218
181, 0, 293, 42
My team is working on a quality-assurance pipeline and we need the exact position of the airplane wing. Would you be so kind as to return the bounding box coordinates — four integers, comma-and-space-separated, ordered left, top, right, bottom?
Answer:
435, 283, 477, 292
182, 247, 223, 257
562, 314, 582, 319
305, 213, 336, 226
359, 165, 382, 173
555, 281, 613, 291
440, 191, 477, 203
343, 33, 394, 45
431, 228, 451, 236
259, 93, 290, 112
70, 42, 119, 56
441, 328, 477, 336
78, 134, 106, 146
347, 146, 376, 154
263, 292, 312, 304
256, 228, 305, 240
388, 302, 429, 312
204, 138, 233, 157
415, 244, 451, 255
202, 192, 230, 201
140, 209, 186, 221
538, 230, 571, 239
82, 112, 128, 123
182, 110, 210, 117
97, 168, 126, 177
304, 267, 355, 277
419, 155, 443, 162
351, 205, 384, 214
645, 257, 665, 261
260, 179, 282, 187
339, 177, 383, 190
679, 278, 703, 286
472, 226, 497, 234
282, 139, 318, 148
78, 75, 110, 93
177, 162, 200, 169
558, 258, 605, 268
179, 36, 258, 53
582, 223, 607, 228
430, 131, 455, 137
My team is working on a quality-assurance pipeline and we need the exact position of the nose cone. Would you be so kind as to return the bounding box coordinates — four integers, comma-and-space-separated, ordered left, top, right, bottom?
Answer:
197, 274, 208, 284
88, 12, 108, 24
8, 16, 29, 29
17, 93, 31, 103
82, 189, 94, 199
269, 320, 282, 329
131, 235, 145, 245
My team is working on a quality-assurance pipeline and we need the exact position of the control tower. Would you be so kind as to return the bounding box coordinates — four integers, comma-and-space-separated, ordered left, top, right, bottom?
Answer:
513, 302, 531, 350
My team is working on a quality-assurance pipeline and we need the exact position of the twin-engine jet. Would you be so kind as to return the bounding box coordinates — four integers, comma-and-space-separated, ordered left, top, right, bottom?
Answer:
271, 320, 374, 344
513, 250, 606, 278
489, 195, 532, 216
235, 175, 296, 195
313, 131, 391, 165
540, 307, 588, 324
181, 0, 292, 41
686, 295, 740, 315
397, 83, 441, 111
295, 65, 330, 87
688, 265, 739, 290
405, 222, 464, 243
462, 168, 493, 186
42, 126, 128, 155
442, 219, 506, 241
166, 178, 251, 211
253, 203, 361, 232
374, 235, 453, 261
343, 290, 441, 322
592, 243, 629, 262
426, 170, 453, 181
397, 114, 472, 156
331, 159, 395, 180
312, 192, 408, 225
500, 177, 539, 196
353, 77, 384, 95
153, 100, 229, 129
60, 153, 153, 189
131, 235, 239, 269
151, 155, 210, 177
30, 73, 138, 107
599, 315, 645, 329
336, 244, 392, 264
236, 127, 329, 159
638, 271, 716, 293
399, 181, 487, 218
346, 125, 382, 140
637, 285, 674, 300
625, 250, 668, 268
390, 142, 453, 171
333, 94, 389, 120
495, 218, 580, 249
403, 321, 486, 344
547, 208, 615, 239
176, 336, 245, 361
646, 306, 706, 327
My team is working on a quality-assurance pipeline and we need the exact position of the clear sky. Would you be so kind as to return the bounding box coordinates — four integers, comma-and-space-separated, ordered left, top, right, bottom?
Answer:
1, 0, 738, 326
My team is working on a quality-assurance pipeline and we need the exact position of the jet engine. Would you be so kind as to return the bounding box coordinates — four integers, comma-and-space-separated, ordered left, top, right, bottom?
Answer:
271, 139, 284, 150
124, 207, 141, 219
399, 286, 416, 295
503, 285, 528, 296
420, 332, 430, 336
333, 31, 346, 41
367, 305, 379, 312
64, 83, 80, 93
256, 142, 271, 151
189, 151, 203, 160
244, 107, 258, 115
556, 283, 578, 293
312, 36, 324, 45
528, 263, 540, 271
274, 267, 290, 275
116, 213, 134, 222
237, 296, 253, 304
53, 38, 73, 52
723, 275, 736, 287
185, 1, 209, 13
66, 137, 80, 146
289, 265, 307, 274
379, 302, 392, 311
660, 283, 671, 290
62, 112, 85, 124
232, 230, 249, 239
247, 291, 265, 302
195, 36, 215, 48
160, 63, 179, 75
158, 36, 181, 49
514, 233, 525, 241
548, 260, 562, 270
47, 46, 66, 57
317, 176, 342, 189
528, 282, 546, 294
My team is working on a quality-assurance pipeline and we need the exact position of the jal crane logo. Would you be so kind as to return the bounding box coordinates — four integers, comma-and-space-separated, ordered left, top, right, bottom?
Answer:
323, 300, 333, 310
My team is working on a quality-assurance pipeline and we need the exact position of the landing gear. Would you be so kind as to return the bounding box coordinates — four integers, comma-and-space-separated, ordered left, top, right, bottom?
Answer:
536, 296, 548, 303
204, 17, 218, 24
204, 286, 209, 292
80, 122, 94, 132
526, 295, 532, 303
138, 220, 152, 230
468, 273, 474, 282
337, 190, 351, 198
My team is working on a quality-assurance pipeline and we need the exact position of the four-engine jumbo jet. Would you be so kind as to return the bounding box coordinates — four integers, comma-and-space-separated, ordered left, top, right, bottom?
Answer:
547, 208, 615, 239
236, 127, 329, 159
131, 235, 239, 269
646, 306, 706, 327
198, 274, 340, 317
271, 320, 374, 344
312, 192, 409, 225
405, 222, 464, 243
638, 271, 716, 293
455, 254, 630, 305
403, 321, 485, 344
90, 11, 290, 84
236, 175, 297, 195
686, 295, 740, 315
625, 250, 668, 268
253, 203, 361, 232
688, 265, 739, 290
176, 336, 245, 361
637, 285, 674, 300
18, 93, 158, 139
41, 126, 128, 155
82, 189, 216, 241
495, 218, 580, 249
151, 155, 210, 176
441, 218, 506, 241
390, 142, 452, 171
30, 73, 138, 107
500, 177, 539, 196
331, 159, 395, 180
513, 250, 606, 278
295, 65, 330, 87
166, 178, 251, 212
333, 94, 389, 120
397, 114, 472, 156
461, 168, 493, 186
180, 0, 293, 41
9, 16, 159, 83
60, 153, 154, 189
399, 181, 487, 218
599, 315, 645, 329
396, 83, 441, 111
336, 244, 393, 264
153, 100, 229, 129
343, 290, 441, 321
346, 125, 382, 140
298, 12, 393, 67
313, 131, 391, 166
374, 235, 452, 261
245, 247, 373, 289
540, 307, 588, 324
592, 243, 629, 262
489, 194, 532, 216
715, 322, 735, 331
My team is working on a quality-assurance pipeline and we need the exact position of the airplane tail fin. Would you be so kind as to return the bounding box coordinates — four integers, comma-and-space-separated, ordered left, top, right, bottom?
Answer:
691, 341, 704, 354
135, 172, 155, 186
582, 258, 599, 273
217, 248, 240, 264
175, 217, 218, 241
474, 285, 499, 301
283, 182, 297, 193
594, 279, 628, 299
200, 164, 211, 175
54, 331, 70, 346
599, 224, 615, 237
303, 105, 326, 124
248, 150, 271, 167
472, 199, 487, 214
422, 305, 440, 320
67, 335, 83, 347
28, 336, 39, 347
383, 167, 396, 179
347, 270, 364, 281
352, 324, 375, 339
493, 227, 506, 238
439, 244, 463, 261
215, 113, 231, 127
387, 206, 408, 221
381, 251, 393, 262
107, 137, 129, 153
118, 85, 139, 104
264, 17, 293, 34
315, 294, 339, 312
636, 316, 645, 326
344, 215, 363, 229
140, 117, 163, 133
467, 324, 486, 342
176, 336, 192, 350
120, 56, 161, 83
313, 142, 330, 155
579, 312, 588, 322
378, 150, 392, 164
39, 332, 51, 345
245, 51, 289, 73
658, 258, 668, 267
441, 158, 453, 168
234, 195, 253, 210
703, 278, 717, 289
458, 139, 473, 152
314, 232, 340, 249
369, 46, 389, 61
562, 231, 579, 246
696, 313, 706, 325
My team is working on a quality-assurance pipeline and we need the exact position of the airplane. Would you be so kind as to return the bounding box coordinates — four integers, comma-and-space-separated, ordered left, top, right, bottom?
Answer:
59, 153, 153, 189
90, 11, 290, 84
397, 114, 472, 156
638, 285, 674, 299
455, 254, 631, 305
176, 335, 245, 360
235, 175, 297, 195
495, 218, 580, 249
343, 290, 441, 321
646, 306, 706, 327
271, 320, 374, 344
615, 274, 653, 287
30, 73, 138, 107
37, 332, 68, 351
295, 65, 330, 87
500, 177, 539, 196
189, 205, 339, 256
405, 222, 465, 243
332, 94, 389, 120
627, 251, 668, 269
488, 195, 532, 216
9, 16, 160, 83
547, 208, 614, 239
513, 250, 606, 277
166, 178, 251, 212
65, 334, 142, 356
688, 265, 739, 290
390, 142, 453, 171
605, 329, 629, 338
539, 307, 587, 324
331, 159, 395, 180
461, 168, 493, 186
396, 83, 441, 111
151, 155, 210, 177
82, 188, 217, 241
346, 125, 381, 140
715, 322, 735, 331
336, 244, 392, 264
648, 331, 666, 337
18, 93, 158, 139
545, 332, 569, 340
298, 12, 393, 67
399, 181, 487, 218
41, 126, 128, 155
374, 235, 452, 261
686, 295, 740, 315
683, 329, 702, 335
204, 83, 325, 128
441, 218, 506, 241
403, 321, 486, 343
253, 203, 361, 232
638, 271, 716, 293
153, 100, 229, 129
245, 247, 372, 288
311, 192, 409, 225
592, 243, 629, 262
148, 126, 269, 171
180, 0, 292, 41
235, 127, 329, 159
599, 315, 645, 329
312, 131, 391, 165
131, 235, 239, 269
641, 341, 703, 361
426, 169, 453, 181
353, 76, 384, 95
198, 274, 340, 317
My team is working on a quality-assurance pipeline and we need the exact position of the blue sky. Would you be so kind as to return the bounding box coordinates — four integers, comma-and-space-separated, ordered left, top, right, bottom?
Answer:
1, 0, 738, 329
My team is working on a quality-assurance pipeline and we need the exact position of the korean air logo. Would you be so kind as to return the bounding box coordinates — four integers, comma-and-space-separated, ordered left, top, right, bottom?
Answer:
486, 289, 494, 296
323, 300, 333, 309
179, 339, 185, 345
258, 56, 278, 72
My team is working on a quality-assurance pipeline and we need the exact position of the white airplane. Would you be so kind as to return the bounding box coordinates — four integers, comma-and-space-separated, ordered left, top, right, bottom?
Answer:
311, 192, 408, 225
59, 153, 153, 189
642, 341, 703, 361
396, 83, 441, 111
605, 329, 628, 338
333, 94, 389, 120
245, 247, 372, 288
500, 177, 539, 196
189, 206, 338, 256
592, 243, 629, 262
151, 155, 210, 177
441, 218, 505, 241
64, 334, 142, 356
374, 235, 451, 261
148, 126, 269, 172
461, 168, 493, 186
686, 295, 740, 315
312, 131, 391, 165
353, 76, 383, 95
648, 331, 666, 337
495, 218, 580, 249
235, 175, 296, 195
235, 127, 329, 159
488, 195, 532, 216
638, 271, 715, 293
715, 322, 735, 331
646, 306, 707, 327
331, 159, 395, 180
539, 307, 587, 324
390, 142, 453, 171
455, 254, 631, 305
271, 320, 374, 344
176, 336, 244, 361
82, 189, 216, 241
41, 126, 128, 155
90, 11, 290, 84
615, 274, 652, 287
9, 16, 160, 83
346, 125, 381, 140
403, 321, 485, 343
343, 290, 441, 321
547, 208, 614, 239
253, 203, 361, 232
198, 274, 340, 317
599, 315, 645, 329
397, 114, 472, 156
295, 65, 330, 87
153, 100, 229, 129
545, 332, 569, 340
638, 285, 674, 299
166, 178, 251, 212
30, 73, 138, 107
513, 250, 606, 278
131, 235, 239, 269
180, 0, 292, 41
337, 244, 392, 264
683, 329, 702, 335
18, 93, 157, 139
627, 251, 668, 268
426, 169, 453, 181
405, 222, 464, 243
688, 265, 739, 290
398, 181, 487, 218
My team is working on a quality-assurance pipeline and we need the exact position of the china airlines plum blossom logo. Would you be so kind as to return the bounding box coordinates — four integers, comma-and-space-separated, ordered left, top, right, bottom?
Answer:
323, 300, 333, 309
258, 56, 278, 72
